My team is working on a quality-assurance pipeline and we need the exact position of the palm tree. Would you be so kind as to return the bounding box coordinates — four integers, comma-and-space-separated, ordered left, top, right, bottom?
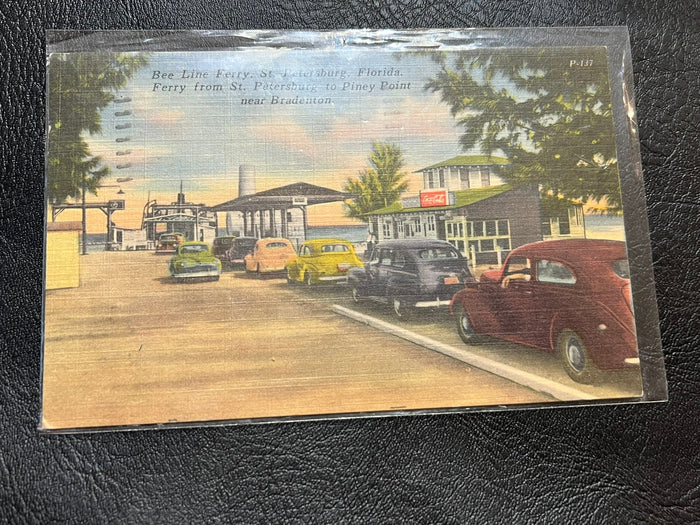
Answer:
47, 52, 148, 205
344, 141, 409, 221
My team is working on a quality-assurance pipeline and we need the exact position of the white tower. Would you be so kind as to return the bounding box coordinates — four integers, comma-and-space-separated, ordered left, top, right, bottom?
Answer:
226, 165, 256, 235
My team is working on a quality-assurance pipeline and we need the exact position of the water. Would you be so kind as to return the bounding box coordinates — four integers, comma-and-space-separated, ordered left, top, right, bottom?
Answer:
80, 216, 623, 252
583, 214, 625, 241
307, 224, 369, 243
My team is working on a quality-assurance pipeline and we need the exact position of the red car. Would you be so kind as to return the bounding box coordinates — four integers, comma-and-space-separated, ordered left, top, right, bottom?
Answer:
450, 239, 640, 383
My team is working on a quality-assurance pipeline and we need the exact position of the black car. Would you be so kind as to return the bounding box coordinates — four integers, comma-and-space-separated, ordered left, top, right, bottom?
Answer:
224, 236, 258, 268
347, 239, 475, 318
212, 235, 237, 258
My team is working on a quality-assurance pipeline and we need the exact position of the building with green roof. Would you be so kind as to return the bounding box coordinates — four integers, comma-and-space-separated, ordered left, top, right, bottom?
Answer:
367, 155, 584, 264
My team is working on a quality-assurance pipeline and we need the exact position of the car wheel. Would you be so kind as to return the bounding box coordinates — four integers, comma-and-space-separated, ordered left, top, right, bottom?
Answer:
456, 307, 479, 344
304, 271, 313, 286
557, 329, 596, 384
391, 296, 411, 319
351, 285, 362, 303
286, 271, 294, 284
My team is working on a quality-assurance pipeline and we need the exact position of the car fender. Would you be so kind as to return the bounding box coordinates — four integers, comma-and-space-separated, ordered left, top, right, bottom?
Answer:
449, 287, 477, 314
285, 259, 301, 279
385, 274, 417, 301
347, 267, 371, 295
302, 262, 319, 278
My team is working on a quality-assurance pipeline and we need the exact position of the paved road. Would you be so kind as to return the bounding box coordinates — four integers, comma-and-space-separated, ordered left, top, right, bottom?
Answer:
42, 251, 640, 430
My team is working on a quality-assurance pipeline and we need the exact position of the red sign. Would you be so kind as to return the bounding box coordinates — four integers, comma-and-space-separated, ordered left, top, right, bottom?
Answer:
420, 190, 448, 208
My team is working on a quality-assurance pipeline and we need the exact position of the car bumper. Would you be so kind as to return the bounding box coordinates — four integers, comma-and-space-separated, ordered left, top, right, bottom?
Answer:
413, 296, 453, 308
258, 266, 287, 273
318, 275, 349, 282
171, 264, 221, 278
172, 270, 220, 279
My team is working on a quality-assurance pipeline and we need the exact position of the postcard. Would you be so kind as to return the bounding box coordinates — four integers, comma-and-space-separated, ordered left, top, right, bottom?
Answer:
42, 28, 667, 431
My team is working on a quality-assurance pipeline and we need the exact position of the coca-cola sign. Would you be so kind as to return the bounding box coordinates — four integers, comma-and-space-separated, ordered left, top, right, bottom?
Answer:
420, 190, 448, 207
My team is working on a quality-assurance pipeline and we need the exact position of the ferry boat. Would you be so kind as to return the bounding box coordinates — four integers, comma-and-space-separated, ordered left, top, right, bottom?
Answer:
108, 186, 217, 251
142, 187, 218, 246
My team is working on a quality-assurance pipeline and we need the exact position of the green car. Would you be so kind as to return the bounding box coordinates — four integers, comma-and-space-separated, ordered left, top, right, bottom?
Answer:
169, 241, 222, 281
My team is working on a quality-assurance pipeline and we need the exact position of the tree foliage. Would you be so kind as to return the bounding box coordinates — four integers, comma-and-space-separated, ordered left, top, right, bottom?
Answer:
343, 141, 409, 221
47, 53, 148, 205
424, 48, 622, 211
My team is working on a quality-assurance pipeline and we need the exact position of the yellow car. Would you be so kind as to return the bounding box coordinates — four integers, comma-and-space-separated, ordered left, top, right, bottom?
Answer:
286, 238, 364, 286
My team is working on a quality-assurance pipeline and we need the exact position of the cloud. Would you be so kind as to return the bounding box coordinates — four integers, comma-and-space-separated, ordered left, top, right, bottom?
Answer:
327, 92, 457, 145
249, 116, 318, 158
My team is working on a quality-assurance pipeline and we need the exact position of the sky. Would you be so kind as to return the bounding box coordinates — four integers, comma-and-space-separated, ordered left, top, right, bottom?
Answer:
73, 48, 473, 231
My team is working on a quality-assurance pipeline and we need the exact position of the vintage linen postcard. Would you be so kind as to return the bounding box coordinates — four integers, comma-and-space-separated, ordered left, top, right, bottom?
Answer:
43, 28, 666, 431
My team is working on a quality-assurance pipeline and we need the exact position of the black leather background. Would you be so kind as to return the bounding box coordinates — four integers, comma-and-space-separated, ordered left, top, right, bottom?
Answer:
2, 1, 698, 522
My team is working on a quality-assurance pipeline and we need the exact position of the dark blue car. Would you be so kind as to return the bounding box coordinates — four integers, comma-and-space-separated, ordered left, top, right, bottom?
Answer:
347, 239, 475, 319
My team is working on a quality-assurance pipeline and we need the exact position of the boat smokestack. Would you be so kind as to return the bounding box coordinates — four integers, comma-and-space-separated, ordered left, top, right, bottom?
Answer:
239, 165, 256, 197
177, 180, 186, 204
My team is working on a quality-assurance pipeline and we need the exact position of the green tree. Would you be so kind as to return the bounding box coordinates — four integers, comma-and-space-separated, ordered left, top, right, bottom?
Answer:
343, 141, 409, 221
47, 52, 148, 205
424, 48, 622, 211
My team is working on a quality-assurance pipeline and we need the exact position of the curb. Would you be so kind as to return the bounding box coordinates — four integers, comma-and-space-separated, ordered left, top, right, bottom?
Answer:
332, 305, 596, 402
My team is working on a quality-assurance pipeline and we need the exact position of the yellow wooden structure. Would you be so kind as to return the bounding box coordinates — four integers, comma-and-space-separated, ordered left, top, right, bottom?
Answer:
45, 222, 81, 290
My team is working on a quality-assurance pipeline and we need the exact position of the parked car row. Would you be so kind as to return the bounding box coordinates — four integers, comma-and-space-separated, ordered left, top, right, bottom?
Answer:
167, 235, 639, 384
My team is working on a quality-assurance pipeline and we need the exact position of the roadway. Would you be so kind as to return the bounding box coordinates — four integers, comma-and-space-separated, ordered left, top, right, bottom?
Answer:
41, 251, 642, 430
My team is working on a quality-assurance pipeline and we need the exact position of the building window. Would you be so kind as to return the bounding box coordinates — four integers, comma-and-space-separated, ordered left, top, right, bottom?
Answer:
569, 206, 583, 226
439, 168, 446, 188
463, 219, 512, 253
559, 214, 570, 235
425, 169, 439, 189
485, 220, 497, 236
426, 216, 436, 232
382, 221, 392, 238
459, 168, 470, 190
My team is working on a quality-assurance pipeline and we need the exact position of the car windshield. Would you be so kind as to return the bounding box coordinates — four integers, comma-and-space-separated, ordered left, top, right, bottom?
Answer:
320, 244, 350, 253
415, 247, 460, 260
161, 235, 179, 241
612, 259, 630, 279
181, 245, 209, 254
215, 238, 234, 246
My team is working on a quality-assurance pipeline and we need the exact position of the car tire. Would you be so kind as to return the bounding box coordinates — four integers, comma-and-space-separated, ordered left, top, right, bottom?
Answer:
286, 271, 294, 284
456, 307, 480, 344
391, 296, 411, 320
557, 329, 596, 384
304, 271, 313, 286
351, 285, 362, 303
